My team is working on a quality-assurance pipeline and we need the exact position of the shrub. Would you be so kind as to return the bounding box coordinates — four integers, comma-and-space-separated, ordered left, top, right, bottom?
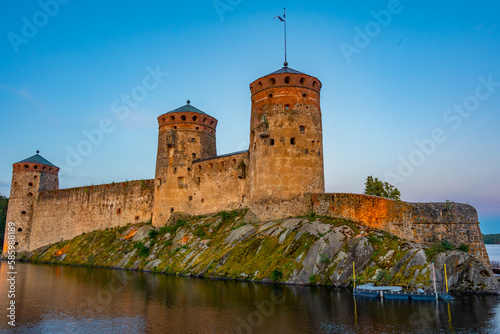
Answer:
458, 243, 470, 252
309, 275, 316, 284
319, 253, 331, 264
441, 240, 454, 250
270, 270, 283, 282
376, 270, 393, 285
148, 229, 159, 239
134, 242, 150, 257
164, 241, 173, 247
193, 226, 207, 238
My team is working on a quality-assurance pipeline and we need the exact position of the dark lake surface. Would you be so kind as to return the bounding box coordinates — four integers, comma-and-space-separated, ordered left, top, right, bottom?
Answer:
1, 262, 500, 333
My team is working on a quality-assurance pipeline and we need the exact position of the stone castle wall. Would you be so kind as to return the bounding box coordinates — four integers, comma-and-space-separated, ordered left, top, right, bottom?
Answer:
308, 193, 489, 265
26, 180, 154, 251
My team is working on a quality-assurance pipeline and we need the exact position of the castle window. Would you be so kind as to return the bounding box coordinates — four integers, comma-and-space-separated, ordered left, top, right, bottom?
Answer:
196, 127, 199, 130
193, 116, 198, 121
210, 121, 214, 126
284, 76, 290, 84
221, 161, 225, 168
181, 115, 186, 121
189, 196, 193, 201
24, 164, 29, 169
135, 216, 139, 220
27, 192, 33, 197
290, 138, 296, 145
242, 195, 246, 203
170, 116, 175, 121
312, 81, 317, 88
305, 149, 309, 154
269, 94, 273, 98
201, 199, 204, 203
173, 168, 177, 174
197, 177, 201, 185
192, 153, 196, 159
34, 165, 38, 169
116, 208, 121, 215
300, 78, 306, 84
303, 93, 307, 98
34, 175, 37, 179
258, 81, 262, 88
174, 126, 177, 129
49, 168, 53, 172
18, 228, 22, 232
187, 168, 191, 172
178, 177, 184, 188
269, 78, 276, 85
42, 166, 46, 170
285, 104, 290, 110
203, 118, 207, 123
170, 207, 174, 213
232, 159, 236, 164
21, 211, 26, 215
28, 182, 33, 187
198, 165, 202, 170
162, 117, 166, 122
270, 139, 275, 146
209, 163, 213, 169
191, 138, 195, 143
300, 126, 305, 133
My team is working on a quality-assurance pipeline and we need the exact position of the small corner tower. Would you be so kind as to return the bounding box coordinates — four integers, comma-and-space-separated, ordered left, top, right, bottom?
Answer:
152, 101, 218, 226
248, 66, 325, 206
3, 151, 59, 254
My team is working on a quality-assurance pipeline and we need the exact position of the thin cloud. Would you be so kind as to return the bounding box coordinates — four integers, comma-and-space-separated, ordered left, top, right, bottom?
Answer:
0, 85, 45, 111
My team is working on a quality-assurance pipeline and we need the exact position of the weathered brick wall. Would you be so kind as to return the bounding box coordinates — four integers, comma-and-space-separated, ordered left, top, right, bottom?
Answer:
309, 193, 489, 265
190, 151, 250, 217
249, 71, 325, 206
27, 180, 154, 251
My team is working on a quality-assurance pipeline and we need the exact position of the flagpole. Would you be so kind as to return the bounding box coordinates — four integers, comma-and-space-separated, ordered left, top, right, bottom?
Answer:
284, 7, 287, 67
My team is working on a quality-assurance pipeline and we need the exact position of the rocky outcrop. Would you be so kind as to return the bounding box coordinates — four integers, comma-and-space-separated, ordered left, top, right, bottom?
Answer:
21, 210, 499, 293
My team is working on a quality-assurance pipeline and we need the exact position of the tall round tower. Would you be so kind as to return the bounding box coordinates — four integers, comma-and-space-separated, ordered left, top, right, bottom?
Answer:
152, 102, 218, 226
248, 66, 324, 205
3, 152, 59, 254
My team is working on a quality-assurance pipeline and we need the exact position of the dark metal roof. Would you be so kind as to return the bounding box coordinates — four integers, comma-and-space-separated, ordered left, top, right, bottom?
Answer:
165, 104, 207, 115
16, 153, 57, 167
269, 66, 305, 75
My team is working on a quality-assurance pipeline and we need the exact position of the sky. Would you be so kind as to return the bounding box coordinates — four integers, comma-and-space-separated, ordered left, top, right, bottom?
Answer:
0, 1, 499, 232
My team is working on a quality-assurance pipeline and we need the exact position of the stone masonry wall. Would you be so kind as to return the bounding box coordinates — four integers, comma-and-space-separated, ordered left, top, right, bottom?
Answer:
309, 193, 489, 265
27, 180, 154, 251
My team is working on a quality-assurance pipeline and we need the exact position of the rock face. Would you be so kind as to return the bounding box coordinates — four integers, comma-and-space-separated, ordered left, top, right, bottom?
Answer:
22, 210, 499, 294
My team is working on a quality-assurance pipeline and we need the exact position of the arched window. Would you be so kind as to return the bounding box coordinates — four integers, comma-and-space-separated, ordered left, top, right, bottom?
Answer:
290, 138, 296, 145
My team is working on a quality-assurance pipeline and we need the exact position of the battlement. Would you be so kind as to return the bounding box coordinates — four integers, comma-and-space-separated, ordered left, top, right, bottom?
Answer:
158, 110, 217, 135
249, 67, 322, 96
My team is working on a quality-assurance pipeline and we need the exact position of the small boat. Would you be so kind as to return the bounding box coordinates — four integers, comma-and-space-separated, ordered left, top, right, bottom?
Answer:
352, 262, 454, 301
353, 283, 454, 300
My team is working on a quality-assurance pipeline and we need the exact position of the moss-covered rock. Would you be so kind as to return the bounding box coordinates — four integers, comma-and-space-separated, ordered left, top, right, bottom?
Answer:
19, 209, 498, 293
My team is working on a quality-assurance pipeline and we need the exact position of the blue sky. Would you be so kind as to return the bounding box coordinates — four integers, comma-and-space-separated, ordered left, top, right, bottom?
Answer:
0, 1, 499, 232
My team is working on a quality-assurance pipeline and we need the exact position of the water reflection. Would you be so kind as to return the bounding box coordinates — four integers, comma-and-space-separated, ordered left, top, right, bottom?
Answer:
0, 262, 499, 333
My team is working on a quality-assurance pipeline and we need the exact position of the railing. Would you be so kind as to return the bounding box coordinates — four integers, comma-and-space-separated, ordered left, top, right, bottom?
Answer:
491, 260, 500, 270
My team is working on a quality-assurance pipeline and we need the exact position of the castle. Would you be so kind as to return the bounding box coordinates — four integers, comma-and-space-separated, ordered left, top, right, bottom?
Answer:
2, 65, 490, 266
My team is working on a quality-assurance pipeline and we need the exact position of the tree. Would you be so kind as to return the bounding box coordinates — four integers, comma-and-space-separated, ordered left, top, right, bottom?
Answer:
0, 195, 8, 250
364, 176, 401, 200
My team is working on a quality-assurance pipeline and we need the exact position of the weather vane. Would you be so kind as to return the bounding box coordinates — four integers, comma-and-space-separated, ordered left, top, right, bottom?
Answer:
274, 8, 288, 67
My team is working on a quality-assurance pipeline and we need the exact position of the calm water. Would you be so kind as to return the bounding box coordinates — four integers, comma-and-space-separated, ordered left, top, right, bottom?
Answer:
486, 244, 500, 262
1, 262, 500, 334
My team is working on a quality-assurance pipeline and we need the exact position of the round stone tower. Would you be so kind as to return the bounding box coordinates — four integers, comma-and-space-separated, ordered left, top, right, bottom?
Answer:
3, 152, 59, 254
152, 102, 218, 226
248, 66, 324, 205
